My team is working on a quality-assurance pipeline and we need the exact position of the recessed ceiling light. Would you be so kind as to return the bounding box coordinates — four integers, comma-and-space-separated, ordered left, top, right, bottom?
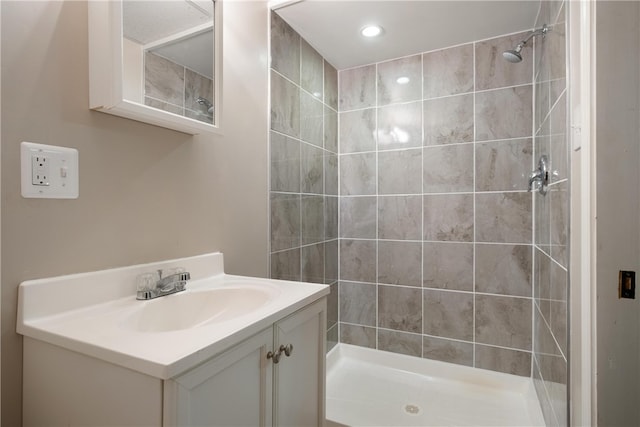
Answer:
361, 25, 383, 38
396, 76, 410, 85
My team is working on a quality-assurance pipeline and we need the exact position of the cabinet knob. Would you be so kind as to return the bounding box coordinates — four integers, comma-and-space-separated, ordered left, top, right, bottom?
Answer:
267, 344, 293, 363
280, 343, 293, 357
266, 350, 281, 364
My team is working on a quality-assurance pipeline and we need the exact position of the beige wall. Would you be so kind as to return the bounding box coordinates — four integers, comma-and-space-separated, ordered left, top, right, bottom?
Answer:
0, 1, 3, 423
0, 1, 269, 425
596, 1, 640, 425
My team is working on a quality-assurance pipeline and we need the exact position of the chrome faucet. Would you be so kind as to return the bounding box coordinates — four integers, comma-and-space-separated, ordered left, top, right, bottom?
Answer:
136, 269, 191, 300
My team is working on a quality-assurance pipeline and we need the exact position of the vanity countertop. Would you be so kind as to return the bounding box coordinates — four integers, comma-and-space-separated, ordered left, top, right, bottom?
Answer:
17, 253, 329, 379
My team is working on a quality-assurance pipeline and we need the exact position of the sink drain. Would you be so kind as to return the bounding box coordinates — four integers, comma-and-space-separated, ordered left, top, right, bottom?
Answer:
404, 404, 421, 415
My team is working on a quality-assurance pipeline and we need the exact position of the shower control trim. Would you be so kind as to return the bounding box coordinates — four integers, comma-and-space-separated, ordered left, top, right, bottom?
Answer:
528, 155, 550, 195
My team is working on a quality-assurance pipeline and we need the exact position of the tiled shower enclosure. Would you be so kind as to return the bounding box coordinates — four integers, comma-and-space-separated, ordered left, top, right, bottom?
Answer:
335, 31, 536, 375
270, 2, 568, 425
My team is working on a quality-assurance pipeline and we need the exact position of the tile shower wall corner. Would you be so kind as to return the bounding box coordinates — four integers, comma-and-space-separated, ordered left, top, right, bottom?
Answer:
269, 11, 339, 350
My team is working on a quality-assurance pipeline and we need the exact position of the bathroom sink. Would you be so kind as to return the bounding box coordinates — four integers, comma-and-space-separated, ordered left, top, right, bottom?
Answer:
124, 287, 275, 333
18, 253, 329, 379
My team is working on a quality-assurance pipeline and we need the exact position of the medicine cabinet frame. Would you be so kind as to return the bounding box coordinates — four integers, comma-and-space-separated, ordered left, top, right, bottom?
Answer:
88, 0, 222, 135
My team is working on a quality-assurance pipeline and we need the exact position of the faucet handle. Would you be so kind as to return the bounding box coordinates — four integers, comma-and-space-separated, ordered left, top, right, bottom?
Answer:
136, 271, 161, 300
136, 272, 158, 292
528, 155, 550, 195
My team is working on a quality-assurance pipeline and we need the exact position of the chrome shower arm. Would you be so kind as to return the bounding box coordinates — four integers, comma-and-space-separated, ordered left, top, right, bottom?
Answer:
519, 24, 550, 46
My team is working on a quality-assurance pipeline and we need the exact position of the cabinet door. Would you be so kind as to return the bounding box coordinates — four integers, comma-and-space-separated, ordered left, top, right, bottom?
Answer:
273, 298, 327, 427
165, 328, 273, 427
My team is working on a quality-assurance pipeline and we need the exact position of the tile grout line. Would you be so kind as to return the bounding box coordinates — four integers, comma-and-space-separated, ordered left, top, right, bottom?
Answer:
418, 53, 425, 358
298, 34, 304, 283
338, 82, 535, 115
339, 321, 535, 355
472, 39, 477, 369
337, 66, 342, 345
339, 135, 538, 155
375, 61, 380, 351
321, 46, 326, 299
273, 189, 538, 197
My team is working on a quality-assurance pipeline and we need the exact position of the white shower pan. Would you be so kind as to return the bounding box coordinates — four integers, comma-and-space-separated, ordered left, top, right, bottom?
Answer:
326, 344, 545, 427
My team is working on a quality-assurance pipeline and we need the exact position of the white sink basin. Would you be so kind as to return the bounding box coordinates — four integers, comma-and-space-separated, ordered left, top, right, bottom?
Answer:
124, 286, 275, 332
17, 252, 329, 379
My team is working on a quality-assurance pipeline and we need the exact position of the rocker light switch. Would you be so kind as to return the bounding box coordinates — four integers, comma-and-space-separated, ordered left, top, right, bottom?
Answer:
21, 142, 78, 199
619, 270, 635, 299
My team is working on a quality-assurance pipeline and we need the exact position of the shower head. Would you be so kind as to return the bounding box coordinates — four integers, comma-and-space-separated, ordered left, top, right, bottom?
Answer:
503, 45, 524, 63
503, 24, 549, 63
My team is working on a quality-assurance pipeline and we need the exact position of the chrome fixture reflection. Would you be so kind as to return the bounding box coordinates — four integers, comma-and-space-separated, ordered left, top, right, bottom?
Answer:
503, 24, 549, 63
136, 268, 191, 300
196, 96, 214, 115
528, 155, 550, 195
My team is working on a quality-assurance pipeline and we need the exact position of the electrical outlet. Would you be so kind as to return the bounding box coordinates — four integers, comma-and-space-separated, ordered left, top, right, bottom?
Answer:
31, 155, 50, 186
21, 142, 78, 199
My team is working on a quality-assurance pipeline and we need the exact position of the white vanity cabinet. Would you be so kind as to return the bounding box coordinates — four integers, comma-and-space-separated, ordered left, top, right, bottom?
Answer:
165, 298, 326, 426
19, 253, 330, 427
165, 328, 274, 426
273, 299, 326, 427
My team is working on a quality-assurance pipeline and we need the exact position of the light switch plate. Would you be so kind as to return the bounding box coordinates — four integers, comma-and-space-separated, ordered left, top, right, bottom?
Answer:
21, 142, 79, 199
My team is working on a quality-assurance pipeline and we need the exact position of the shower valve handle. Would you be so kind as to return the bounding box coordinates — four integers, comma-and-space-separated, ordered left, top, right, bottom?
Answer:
528, 155, 550, 195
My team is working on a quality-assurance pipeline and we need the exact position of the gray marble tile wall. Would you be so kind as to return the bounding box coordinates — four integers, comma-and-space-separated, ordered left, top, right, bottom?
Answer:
144, 52, 214, 124
269, 12, 340, 350
268, 5, 569, 392
532, 2, 569, 426
336, 29, 542, 377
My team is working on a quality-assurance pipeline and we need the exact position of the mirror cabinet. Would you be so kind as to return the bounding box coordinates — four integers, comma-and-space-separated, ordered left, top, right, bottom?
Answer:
89, 0, 221, 135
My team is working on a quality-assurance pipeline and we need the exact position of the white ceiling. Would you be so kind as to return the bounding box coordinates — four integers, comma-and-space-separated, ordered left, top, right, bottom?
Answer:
151, 30, 214, 79
123, 0, 213, 45
123, 0, 214, 78
275, 1, 540, 70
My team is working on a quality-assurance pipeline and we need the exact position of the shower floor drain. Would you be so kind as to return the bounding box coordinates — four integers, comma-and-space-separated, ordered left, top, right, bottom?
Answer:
404, 404, 421, 415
